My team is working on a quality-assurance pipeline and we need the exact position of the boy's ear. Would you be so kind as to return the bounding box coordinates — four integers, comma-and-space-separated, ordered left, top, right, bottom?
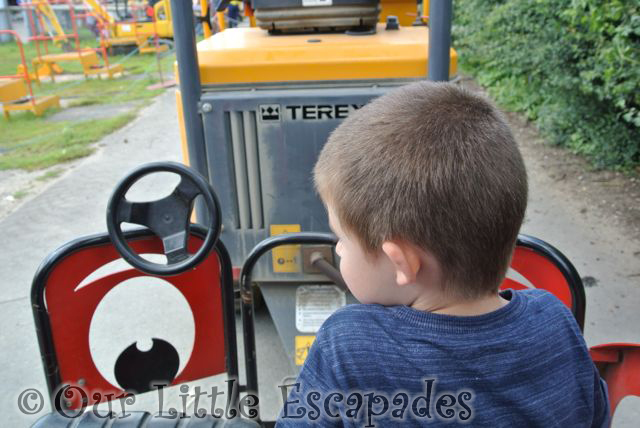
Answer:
381, 241, 422, 286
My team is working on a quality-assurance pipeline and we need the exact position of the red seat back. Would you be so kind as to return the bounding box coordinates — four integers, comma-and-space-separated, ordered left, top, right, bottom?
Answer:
31, 226, 237, 410
590, 343, 640, 418
500, 235, 586, 330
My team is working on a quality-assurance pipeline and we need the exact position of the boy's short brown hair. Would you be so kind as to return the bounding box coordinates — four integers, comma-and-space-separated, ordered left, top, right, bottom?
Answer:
314, 82, 528, 299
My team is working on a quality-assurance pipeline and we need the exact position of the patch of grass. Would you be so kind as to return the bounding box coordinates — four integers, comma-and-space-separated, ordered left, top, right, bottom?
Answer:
13, 190, 29, 200
36, 168, 65, 181
24, 52, 174, 106
0, 36, 174, 107
36, 73, 166, 106
0, 112, 136, 171
0, 109, 63, 151
0, 32, 174, 172
0, 39, 173, 171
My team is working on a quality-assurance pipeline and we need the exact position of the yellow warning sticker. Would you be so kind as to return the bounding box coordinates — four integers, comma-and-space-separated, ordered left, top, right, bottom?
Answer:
295, 335, 316, 366
270, 224, 301, 273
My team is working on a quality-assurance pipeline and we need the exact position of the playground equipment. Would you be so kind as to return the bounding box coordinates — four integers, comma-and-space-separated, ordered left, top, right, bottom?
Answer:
31, 49, 124, 82
21, 0, 124, 82
0, 30, 60, 119
83, 0, 172, 54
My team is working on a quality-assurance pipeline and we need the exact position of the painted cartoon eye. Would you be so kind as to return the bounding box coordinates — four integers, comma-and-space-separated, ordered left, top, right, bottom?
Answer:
87, 268, 195, 393
41, 217, 227, 411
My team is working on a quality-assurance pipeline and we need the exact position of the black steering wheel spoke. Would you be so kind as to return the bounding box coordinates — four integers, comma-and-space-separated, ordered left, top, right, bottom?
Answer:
118, 200, 153, 227
106, 162, 221, 276
174, 176, 201, 204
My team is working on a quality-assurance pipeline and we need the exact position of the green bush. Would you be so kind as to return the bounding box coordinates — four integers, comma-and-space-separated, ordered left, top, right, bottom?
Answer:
453, 0, 639, 169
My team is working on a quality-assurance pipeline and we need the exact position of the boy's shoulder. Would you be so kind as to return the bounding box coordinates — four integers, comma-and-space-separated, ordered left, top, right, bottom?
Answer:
516, 287, 567, 303
318, 289, 580, 339
502, 288, 585, 344
315, 304, 394, 348
323, 289, 571, 318
318, 304, 386, 335
515, 288, 578, 320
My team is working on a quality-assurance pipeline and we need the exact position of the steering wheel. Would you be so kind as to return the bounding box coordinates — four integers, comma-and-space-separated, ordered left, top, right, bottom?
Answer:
106, 162, 221, 276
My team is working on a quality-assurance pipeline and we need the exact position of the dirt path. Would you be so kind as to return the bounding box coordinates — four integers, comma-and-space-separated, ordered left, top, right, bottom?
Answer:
509, 106, 640, 243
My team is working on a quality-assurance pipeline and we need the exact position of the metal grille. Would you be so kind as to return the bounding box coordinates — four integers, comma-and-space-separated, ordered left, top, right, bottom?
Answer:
224, 111, 265, 230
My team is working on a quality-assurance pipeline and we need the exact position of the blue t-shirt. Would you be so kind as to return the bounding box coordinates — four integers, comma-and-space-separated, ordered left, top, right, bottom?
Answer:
276, 289, 609, 427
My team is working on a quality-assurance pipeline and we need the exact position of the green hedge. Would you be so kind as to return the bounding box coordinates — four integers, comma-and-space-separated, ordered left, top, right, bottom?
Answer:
453, 0, 639, 169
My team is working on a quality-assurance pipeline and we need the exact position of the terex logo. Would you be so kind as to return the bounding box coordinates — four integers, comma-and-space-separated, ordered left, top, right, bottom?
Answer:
285, 104, 364, 120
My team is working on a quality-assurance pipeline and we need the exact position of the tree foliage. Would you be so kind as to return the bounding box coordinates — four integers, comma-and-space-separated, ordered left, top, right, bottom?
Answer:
453, 0, 639, 169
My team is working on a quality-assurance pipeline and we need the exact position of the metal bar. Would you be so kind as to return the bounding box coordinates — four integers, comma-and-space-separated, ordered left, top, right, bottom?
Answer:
239, 232, 338, 422
427, 0, 452, 82
200, 0, 211, 38
215, 241, 240, 410
36, 10, 50, 54
152, 6, 164, 84
310, 253, 347, 290
217, 11, 225, 31
170, 0, 211, 226
67, 1, 84, 78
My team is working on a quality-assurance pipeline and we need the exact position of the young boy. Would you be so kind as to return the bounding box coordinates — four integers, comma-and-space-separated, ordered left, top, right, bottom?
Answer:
276, 82, 609, 426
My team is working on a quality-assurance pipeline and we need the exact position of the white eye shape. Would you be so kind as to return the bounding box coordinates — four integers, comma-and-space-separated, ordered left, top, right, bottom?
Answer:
89, 277, 195, 391
505, 267, 535, 289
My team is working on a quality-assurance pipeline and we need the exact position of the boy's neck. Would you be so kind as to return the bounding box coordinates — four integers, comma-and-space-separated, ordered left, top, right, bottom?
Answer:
410, 292, 509, 316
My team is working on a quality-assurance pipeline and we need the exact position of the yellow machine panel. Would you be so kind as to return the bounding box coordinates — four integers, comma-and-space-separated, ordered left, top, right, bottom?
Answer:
196, 23, 457, 85
270, 225, 302, 273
